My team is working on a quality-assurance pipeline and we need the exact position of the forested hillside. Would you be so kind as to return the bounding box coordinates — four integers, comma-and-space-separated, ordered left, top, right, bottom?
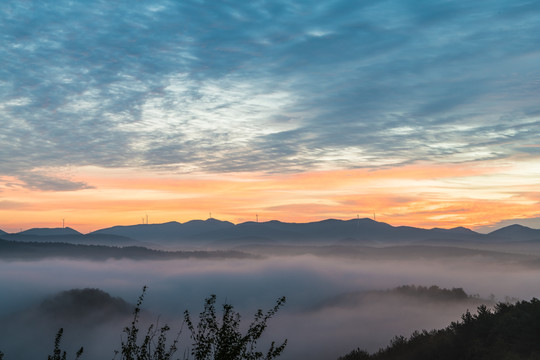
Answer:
338, 298, 540, 360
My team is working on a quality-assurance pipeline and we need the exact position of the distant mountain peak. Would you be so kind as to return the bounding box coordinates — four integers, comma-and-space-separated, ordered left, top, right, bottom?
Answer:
431, 226, 475, 234
488, 223, 540, 241
501, 224, 532, 230
490, 224, 535, 233
205, 218, 233, 224
18, 227, 81, 236
451, 226, 471, 231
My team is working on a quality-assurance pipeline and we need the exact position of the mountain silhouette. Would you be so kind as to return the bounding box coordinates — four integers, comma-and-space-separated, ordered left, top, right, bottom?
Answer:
90, 219, 235, 243
18, 227, 81, 236
488, 224, 540, 242
3, 218, 539, 249
2, 232, 141, 247
89, 218, 433, 245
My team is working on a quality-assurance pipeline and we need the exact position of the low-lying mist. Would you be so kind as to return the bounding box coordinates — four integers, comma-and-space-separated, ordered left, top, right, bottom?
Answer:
1, 250, 540, 360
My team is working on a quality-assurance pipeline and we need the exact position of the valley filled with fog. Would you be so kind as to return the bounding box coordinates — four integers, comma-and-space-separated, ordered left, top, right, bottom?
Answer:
4, 0, 540, 358
2, 236, 540, 360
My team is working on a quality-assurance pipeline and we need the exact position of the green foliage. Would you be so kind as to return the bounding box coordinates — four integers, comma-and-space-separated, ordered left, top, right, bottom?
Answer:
184, 294, 287, 360
337, 348, 371, 360
113, 286, 180, 360
111, 286, 286, 360
0, 287, 286, 360
338, 298, 540, 360
392, 285, 468, 301
47, 328, 83, 360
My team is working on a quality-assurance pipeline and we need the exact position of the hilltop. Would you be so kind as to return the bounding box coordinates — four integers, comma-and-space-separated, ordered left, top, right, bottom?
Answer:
1, 219, 538, 250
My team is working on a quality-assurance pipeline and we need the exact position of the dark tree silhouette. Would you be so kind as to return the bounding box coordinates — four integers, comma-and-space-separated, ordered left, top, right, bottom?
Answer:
47, 328, 83, 360
338, 298, 540, 360
184, 294, 287, 360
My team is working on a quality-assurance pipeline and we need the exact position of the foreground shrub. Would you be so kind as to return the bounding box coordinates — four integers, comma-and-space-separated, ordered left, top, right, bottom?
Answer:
114, 286, 287, 360
184, 294, 287, 360
113, 286, 179, 360
47, 328, 83, 360
0, 287, 287, 360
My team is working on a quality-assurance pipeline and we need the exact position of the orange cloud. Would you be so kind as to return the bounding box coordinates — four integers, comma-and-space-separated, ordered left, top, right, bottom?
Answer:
0, 161, 538, 233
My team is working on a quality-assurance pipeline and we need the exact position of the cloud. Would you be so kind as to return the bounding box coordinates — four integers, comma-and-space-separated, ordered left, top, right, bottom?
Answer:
1, 0, 540, 182
17, 172, 93, 191
0, 200, 32, 210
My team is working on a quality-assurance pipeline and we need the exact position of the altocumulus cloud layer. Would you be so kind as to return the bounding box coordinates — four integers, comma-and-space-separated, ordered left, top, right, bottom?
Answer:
2, 0, 540, 190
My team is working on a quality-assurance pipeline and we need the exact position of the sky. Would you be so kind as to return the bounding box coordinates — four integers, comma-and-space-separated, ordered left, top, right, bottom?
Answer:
1, 0, 539, 233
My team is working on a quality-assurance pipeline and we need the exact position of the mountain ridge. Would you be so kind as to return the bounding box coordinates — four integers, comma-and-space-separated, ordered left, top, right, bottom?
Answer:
1, 219, 539, 248
17, 227, 81, 236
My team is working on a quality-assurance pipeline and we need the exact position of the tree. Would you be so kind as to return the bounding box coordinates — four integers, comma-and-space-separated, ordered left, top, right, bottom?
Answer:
337, 298, 540, 360
47, 328, 83, 360
337, 348, 371, 360
0, 287, 287, 360
184, 294, 287, 360
113, 286, 287, 360
113, 286, 180, 360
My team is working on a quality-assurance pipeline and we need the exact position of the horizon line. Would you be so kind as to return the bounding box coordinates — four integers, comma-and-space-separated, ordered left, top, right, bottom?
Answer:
3, 217, 538, 235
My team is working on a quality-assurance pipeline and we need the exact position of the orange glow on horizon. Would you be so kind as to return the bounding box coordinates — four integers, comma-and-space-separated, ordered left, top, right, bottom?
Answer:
1, 162, 538, 233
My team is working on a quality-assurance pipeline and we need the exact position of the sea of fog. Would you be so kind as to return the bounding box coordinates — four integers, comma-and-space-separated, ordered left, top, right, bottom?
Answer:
1, 253, 540, 360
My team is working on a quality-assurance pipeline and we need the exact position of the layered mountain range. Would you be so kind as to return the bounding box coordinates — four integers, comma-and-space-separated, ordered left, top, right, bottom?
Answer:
1, 218, 539, 249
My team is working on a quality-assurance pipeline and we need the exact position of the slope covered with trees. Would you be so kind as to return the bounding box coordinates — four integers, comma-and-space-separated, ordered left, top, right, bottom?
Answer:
0, 238, 253, 260
338, 298, 540, 360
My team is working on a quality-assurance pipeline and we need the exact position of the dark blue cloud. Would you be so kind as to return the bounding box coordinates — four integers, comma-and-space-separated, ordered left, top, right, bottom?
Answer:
1, 0, 540, 189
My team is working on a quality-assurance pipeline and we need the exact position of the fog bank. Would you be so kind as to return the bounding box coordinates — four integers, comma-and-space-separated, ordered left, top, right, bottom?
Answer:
2, 252, 540, 359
